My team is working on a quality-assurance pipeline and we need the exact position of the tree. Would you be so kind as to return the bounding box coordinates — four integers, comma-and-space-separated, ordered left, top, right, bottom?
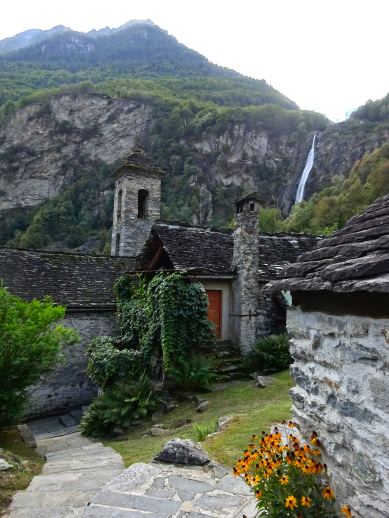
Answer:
0, 286, 78, 426
259, 207, 285, 232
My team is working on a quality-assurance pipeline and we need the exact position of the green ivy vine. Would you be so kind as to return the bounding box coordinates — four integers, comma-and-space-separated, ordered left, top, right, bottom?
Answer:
87, 272, 214, 388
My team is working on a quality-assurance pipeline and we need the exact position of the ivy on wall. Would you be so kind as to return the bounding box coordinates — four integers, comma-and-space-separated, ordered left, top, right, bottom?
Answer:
86, 272, 214, 388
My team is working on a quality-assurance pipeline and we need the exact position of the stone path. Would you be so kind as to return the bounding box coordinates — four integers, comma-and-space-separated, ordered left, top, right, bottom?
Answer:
7, 415, 257, 518
6, 414, 124, 518
83, 461, 256, 517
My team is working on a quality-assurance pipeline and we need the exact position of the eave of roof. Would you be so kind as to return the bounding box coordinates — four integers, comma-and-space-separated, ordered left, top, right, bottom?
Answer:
275, 194, 389, 294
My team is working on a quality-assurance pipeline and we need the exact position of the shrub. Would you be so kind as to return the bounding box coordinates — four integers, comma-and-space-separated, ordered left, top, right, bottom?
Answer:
168, 356, 214, 392
233, 422, 351, 517
80, 373, 158, 437
245, 333, 291, 373
85, 336, 141, 388
0, 286, 78, 427
192, 420, 217, 442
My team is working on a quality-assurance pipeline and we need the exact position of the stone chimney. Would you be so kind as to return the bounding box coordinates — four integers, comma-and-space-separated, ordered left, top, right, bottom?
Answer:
111, 148, 166, 257
232, 193, 261, 355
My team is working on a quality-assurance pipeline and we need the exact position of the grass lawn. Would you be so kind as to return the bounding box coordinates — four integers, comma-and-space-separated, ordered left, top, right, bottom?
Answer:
105, 370, 293, 468
0, 428, 44, 514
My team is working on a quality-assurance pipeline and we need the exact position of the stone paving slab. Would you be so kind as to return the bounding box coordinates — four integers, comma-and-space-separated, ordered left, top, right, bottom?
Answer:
82, 461, 256, 518
7, 416, 257, 518
6, 420, 124, 518
5, 507, 83, 518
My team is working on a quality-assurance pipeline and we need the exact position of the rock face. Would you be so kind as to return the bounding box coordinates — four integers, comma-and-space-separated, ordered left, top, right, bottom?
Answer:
287, 308, 389, 517
0, 93, 153, 212
0, 91, 308, 242
0, 90, 387, 245
154, 438, 210, 466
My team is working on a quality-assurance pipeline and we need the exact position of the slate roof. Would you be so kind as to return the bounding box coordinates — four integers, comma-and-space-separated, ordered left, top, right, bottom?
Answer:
141, 222, 318, 279
149, 223, 234, 276
276, 194, 389, 294
0, 248, 137, 309
257, 234, 319, 281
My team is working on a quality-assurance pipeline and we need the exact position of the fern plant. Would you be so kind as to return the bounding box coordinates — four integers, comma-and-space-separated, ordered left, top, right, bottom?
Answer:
80, 373, 158, 437
168, 356, 214, 392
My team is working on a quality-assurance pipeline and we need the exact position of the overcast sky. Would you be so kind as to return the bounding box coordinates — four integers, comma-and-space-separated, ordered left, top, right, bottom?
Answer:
1, 0, 388, 121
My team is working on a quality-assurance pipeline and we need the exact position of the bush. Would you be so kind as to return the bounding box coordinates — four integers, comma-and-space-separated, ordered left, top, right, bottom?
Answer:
0, 286, 78, 427
245, 334, 291, 374
85, 336, 141, 388
192, 420, 217, 442
80, 373, 158, 437
168, 356, 214, 392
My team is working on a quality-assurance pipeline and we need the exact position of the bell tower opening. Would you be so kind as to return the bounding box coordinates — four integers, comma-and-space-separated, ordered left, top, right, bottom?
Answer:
137, 189, 149, 219
115, 233, 120, 255
117, 189, 123, 221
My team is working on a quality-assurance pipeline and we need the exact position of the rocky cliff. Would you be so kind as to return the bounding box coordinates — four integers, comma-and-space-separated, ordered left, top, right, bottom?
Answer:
0, 91, 387, 249
0, 93, 153, 211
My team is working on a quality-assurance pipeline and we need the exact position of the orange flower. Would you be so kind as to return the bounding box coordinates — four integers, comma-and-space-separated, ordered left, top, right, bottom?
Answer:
301, 496, 312, 507
280, 475, 289, 485
322, 486, 335, 500
285, 495, 298, 510
341, 505, 352, 517
255, 490, 262, 499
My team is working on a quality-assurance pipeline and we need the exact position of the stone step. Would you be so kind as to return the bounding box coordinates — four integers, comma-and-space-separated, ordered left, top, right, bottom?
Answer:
37, 434, 94, 456
84, 504, 168, 517
42, 456, 123, 475
45, 443, 106, 460
10, 489, 97, 509
27, 469, 124, 492
4, 506, 83, 517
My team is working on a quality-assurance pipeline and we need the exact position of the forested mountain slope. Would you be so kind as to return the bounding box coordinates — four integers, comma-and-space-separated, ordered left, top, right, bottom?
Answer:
0, 21, 296, 109
0, 21, 387, 252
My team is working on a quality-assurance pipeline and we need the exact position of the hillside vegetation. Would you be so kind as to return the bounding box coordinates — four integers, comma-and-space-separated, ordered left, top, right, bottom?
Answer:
0, 22, 296, 110
260, 142, 389, 235
0, 21, 388, 250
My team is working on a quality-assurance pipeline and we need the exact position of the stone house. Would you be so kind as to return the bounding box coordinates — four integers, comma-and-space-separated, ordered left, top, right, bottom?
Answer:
276, 194, 389, 517
111, 148, 318, 353
0, 147, 316, 416
0, 249, 135, 416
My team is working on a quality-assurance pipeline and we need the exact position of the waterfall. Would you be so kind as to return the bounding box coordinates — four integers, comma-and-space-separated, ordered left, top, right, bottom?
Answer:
295, 134, 316, 204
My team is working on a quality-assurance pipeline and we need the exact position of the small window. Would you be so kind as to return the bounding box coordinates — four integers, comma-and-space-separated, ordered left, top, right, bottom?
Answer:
249, 202, 255, 211
138, 189, 149, 219
115, 233, 120, 255
116, 189, 123, 221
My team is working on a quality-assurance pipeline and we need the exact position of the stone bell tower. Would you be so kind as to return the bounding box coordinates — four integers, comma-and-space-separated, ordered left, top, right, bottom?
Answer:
232, 193, 261, 355
111, 147, 166, 257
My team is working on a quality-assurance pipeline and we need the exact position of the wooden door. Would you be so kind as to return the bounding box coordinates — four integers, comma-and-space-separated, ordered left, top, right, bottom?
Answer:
207, 290, 222, 339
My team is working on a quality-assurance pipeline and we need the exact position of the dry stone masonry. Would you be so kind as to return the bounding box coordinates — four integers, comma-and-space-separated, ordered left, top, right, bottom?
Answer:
276, 194, 389, 517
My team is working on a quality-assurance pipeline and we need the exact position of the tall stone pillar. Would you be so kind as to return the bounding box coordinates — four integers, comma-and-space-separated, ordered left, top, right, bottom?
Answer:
232, 193, 261, 355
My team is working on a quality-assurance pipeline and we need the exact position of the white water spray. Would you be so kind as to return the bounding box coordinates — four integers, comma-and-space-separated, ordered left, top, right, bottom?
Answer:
295, 134, 316, 204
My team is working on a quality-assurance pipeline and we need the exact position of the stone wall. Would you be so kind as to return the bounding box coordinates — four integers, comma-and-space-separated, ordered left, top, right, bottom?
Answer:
287, 307, 389, 517
28, 311, 116, 418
